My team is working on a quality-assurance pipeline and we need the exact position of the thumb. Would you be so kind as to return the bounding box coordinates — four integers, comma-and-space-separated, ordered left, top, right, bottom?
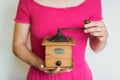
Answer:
52, 67, 61, 74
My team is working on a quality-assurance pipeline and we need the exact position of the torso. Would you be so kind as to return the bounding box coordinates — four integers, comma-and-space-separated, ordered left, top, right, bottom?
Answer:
34, 0, 85, 8
26, 0, 101, 80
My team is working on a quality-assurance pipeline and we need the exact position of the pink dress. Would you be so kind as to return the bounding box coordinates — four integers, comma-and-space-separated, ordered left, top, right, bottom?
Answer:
14, 0, 102, 80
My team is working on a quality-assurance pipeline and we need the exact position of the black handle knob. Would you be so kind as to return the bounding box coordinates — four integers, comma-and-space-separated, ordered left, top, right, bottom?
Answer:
56, 61, 62, 66
84, 20, 91, 24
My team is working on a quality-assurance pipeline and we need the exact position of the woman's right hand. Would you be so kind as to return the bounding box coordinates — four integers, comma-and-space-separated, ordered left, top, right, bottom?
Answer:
39, 64, 72, 75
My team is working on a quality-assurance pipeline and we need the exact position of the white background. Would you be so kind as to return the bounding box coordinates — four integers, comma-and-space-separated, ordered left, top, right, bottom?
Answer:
0, 0, 120, 80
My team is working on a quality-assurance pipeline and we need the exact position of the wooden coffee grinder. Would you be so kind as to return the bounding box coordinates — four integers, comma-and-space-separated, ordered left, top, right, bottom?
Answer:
42, 20, 90, 70
42, 28, 75, 70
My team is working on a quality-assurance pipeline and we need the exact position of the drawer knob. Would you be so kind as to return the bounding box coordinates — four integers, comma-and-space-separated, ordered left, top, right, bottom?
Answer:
56, 61, 62, 66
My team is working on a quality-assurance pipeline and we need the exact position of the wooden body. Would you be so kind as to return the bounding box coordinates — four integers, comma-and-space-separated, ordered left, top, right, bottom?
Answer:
42, 37, 75, 70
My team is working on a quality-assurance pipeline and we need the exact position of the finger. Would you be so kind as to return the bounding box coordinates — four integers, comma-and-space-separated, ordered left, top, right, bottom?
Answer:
84, 26, 103, 33
85, 21, 104, 28
59, 68, 73, 73
40, 69, 51, 74
41, 67, 61, 75
90, 32, 103, 37
65, 68, 73, 72
51, 67, 61, 74
98, 36, 108, 41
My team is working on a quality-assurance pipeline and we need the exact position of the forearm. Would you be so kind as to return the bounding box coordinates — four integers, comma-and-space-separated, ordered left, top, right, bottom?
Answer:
13, 44, 43, 69
89, 36, 107, 53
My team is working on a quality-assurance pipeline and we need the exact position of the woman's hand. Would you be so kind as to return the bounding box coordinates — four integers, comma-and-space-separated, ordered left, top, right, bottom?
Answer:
84, 20, 108, 52
84, 20, 108, 41
39, 64, 72, 75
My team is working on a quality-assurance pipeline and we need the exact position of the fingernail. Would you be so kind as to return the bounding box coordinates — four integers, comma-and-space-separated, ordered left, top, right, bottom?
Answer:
84, 25, 87, 28
40, 64, 44, 68
84, 30, 87, 33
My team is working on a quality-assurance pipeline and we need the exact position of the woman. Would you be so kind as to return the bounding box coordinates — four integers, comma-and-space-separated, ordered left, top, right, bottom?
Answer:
13, 0, 108, 80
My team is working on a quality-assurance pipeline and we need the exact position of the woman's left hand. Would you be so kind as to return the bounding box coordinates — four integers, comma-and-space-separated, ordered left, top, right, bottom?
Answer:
46, 67, 73, 75
39, 64, 73, 75
84, 20, 108, 41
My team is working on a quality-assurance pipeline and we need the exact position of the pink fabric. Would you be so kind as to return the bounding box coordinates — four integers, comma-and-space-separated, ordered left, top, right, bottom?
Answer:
14, 0, 102, 80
